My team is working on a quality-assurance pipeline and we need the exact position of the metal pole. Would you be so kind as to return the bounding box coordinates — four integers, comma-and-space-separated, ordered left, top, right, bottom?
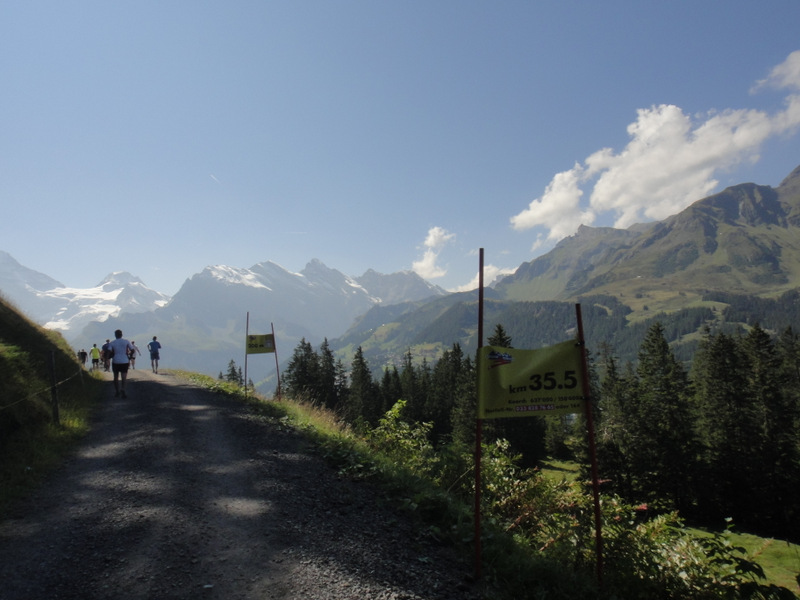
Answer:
575, 303, 603, 585
244, 312, 250, 400
271, 322, 282, 401
474, 248, 484, 579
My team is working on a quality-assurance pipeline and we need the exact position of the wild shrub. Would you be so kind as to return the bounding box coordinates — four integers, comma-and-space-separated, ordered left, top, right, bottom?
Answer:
363, 400, 797, 598
366, 399, 440, 479
475, 441, 797, 599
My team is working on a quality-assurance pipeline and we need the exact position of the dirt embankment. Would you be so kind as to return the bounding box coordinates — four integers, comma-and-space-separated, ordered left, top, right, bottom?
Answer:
0, 369, 481, 600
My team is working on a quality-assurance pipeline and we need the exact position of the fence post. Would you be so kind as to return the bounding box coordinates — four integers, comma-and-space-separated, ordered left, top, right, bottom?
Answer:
48, 350, 60, 426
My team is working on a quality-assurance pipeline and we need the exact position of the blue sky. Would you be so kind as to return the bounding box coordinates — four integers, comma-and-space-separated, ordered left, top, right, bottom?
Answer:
2, 1, 800, 296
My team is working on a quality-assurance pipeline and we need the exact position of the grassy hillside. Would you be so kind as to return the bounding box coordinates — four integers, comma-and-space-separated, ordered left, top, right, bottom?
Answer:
326, 169, 800, 372
0, 294, 102, 508
329, 291, 757, 375
492, 167, 800, 329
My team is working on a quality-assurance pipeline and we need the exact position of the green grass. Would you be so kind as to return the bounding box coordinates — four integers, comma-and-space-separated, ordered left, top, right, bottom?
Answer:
704, 530, 800, 593
538, 457, 580, 483
0, 368, 104, 508
0, 294, 106, 510
538, 458, 800, 593
0, 392, 98, 508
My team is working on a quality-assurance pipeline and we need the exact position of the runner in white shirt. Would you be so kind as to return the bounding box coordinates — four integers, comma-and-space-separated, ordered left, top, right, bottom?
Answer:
109, 329, 135, 398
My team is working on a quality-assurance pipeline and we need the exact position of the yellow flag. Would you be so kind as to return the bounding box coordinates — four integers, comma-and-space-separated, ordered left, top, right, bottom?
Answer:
477, 340, 585, 419
246, 334, 275, 354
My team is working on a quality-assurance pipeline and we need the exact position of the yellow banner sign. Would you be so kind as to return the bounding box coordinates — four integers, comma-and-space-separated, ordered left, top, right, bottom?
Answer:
478, 340, 585, 419
246, 334, 275, 354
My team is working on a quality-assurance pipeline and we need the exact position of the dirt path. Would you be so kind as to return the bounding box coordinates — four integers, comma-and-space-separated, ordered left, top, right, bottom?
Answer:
0, 369, 480, 600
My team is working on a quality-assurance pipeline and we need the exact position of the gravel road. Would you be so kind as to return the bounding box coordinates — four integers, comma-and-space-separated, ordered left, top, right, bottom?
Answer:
0, 369, 483, 600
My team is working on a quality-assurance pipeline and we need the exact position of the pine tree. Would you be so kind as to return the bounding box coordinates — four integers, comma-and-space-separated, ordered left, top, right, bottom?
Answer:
427, 343, 466, 442
743, 324, 800, 536
225, 359, 240, 384
334, 358, 349, 411
283, 338, 319, 399
774, 327, 800, 539
317, 338, 339, 410
379, 366, 402, 418
400, 350, 425, 423
592, 343, 636, 497
629, 322, 695, 511
346, 346, 378, 425
449, 355, 477, 448
544, 415, 573, 459
691, 329, 753, 523
487, 323, 513, 347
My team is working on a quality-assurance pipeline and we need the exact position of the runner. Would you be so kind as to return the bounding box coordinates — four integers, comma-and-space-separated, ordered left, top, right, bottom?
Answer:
129, 340, 142, 369
89, 344, 101, 371
109, 330, 135, 399
147, 336, 162, 374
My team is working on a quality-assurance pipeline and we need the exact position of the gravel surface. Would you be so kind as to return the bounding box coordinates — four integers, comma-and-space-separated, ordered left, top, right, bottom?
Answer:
0, 369, 484, 600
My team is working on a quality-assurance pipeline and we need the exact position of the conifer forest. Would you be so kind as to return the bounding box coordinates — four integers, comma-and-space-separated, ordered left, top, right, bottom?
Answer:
282, 321, 800, 545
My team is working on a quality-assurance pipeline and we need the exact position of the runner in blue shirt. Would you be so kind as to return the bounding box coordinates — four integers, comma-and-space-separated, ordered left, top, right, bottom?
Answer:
147, 336, 162, 374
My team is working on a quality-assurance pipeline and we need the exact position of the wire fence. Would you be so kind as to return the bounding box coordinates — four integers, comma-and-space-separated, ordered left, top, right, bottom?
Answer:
0, 364, 86, 422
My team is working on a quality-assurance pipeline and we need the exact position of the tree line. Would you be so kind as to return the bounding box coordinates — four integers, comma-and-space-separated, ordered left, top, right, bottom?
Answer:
592, 322, 800, 541
282, 321, 800, 542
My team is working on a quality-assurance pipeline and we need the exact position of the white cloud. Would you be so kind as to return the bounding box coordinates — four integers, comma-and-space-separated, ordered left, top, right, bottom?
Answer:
422, 226, 456, 249
509, 165, 595, 241
412, 226, 455, 279
450, 263, 517, 293
586, 104, 777, 228
511, 50, 800, 239
752, 49, 800, 92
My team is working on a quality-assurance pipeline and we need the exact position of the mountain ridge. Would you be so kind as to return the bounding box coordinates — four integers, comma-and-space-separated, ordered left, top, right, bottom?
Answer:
331, 164, 800, 374
4, 163, 800, 385
0, 254, 449, 379
494, 164, 800, 312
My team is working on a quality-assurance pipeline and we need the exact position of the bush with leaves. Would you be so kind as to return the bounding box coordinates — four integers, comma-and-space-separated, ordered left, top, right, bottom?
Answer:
478, 443, 796, 599
366, 400, 441, 480
363, 398, 796, 598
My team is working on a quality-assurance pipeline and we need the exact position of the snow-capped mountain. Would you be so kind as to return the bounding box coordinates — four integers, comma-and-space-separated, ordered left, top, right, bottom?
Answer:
42, 272, 170, 334
0, 252, 170, 336
0, 250, 67, 322
164, 259, 381, 341
160, 259, 445, 344
1, 251, 447, 381
75, 259, 447, 379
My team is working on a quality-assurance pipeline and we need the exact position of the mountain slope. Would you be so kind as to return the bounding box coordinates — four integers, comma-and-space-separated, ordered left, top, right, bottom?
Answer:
332, 164, 800, 373
43, 273, 171, 334
0, 252, 170, 336
0, 294, 85, 440
354, 269, 446, 304
0, 251, 67, 322
495, 164, 800, 316
0, 251, 460, 381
